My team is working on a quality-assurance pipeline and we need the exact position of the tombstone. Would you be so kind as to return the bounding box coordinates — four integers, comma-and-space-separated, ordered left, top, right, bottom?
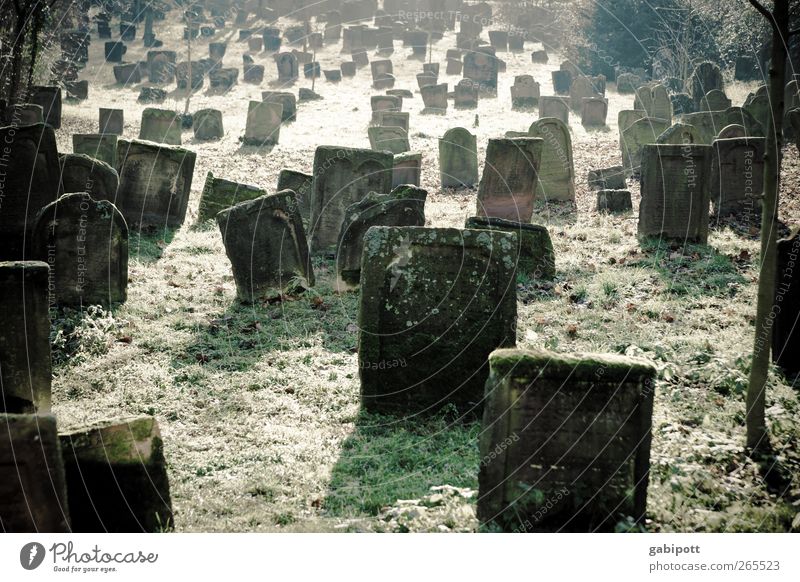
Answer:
262, 91, 297, 122
650, 84, 672, 121
656, 122, 703, 145
616, 72, 642, 94
243, 101, 282, 146
217, 191, 314, 302
32, 192, 127, 308
147, 50, 177, 84
209, 67, 238, 91
618, 109, 648, 135
248, 36, 263, 52
531, 50, 548, 64
700, 89, 732, 112
671, 93, 696, 116
711, 137, 765, 217
115, 139, 196, 228
263, 26, 282, 51
105, 41, 127, 62
0, 414, 68, 531
688, 61, 724, 106
115, 62, 142, 85
175, 61, 204, 91
298, 88, 323, 102
65, 80, 89, 101
528, 118, 576, 202
99, 108, 123, 135
324, 69, 342, 82
193, 108, 224, 140
2, 103, 43, 124
597, 189, 633, 213
0, 262, 52, 412
510, 75, 540, 109
588, 166, 627, 191
30, 86, 62, 129
421, 83, 448, 114
371, 59, 394, 87
275, 52, 299, 82
439, 127, 478, 188
59, 417, 172, 532
507, 33, 524, 52
569, 76, 599, 111
309, 147, 394, 251
773, 229, 800, 375
621, 117, 671, 175
387, 88, 413, 99
341, 61, 357, 77
717, 124, 747, 139
539, 96, 569, 124
359, 226, 517, 415
368, 125, 410, 154
476, 138, 543, 222
478, 348, 656, 532
59, 153, 119, 203
446, 51, 463, 76
304, 62, 321, 79
392, 152, 422, 187
72, 133, 118, 168
406, 30, 428, 58
377, 28, 394, 54
0, 124, 61, 260
416, 71, 437, 90
139, 108, 181, 145
464, 217, 555, 280
352, 48, 370, 67
277, 169, 313, 227
551, 70, 572, 95
463, 46, 498, 94
209, 41, 227, 62
197, 172, 266, 223
454, 79, 479, 109
488, 30, 508, 51
581, 97, 608, 126
639, 144, 711, 243
379, 111, 409, 132
371, 94, 402, 124
336, 185, 427, 288
138, 86, 166, 103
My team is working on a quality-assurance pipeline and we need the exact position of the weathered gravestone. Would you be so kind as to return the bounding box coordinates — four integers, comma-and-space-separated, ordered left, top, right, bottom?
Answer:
32, 193, 128, 308
478, 348, 656, 532
105, 41, 126, 62
446, 50, 463, 75
421, 83, 448, 114
581, 97, 608, 126
439, 127, 478, 188
597, 189, 633, 213
147, 50, 176, 84
744, 94, 770, 137
275, 52, 299, 82
59, 154, 119, 203
370, 94, 402, 124
358, 227, 517, 416
368, 125, 410, 154
688, 61, 724, 106
193, 108, 224, 140
379, 111, 410, 132
476, 138, 543, 222
569, 76, 599, 111
621, 117, 671, 175
700, 89, 732, 112
217, 191, 314, 302
262, 91, 297, 122
551, 70, 572, 95
277, 169, 313, 227
139, 108, 181, 145
73, 133, 118, 167
531, 49, 548, 64
137, 86, 166, 104
392, 152, 423, 187
0, 414, 68, 531
336, 185, 427, 288
99, 108, 123, 135
243, 101, 282, 146
0, 123, 61, 260
197, 172, 266, 223
671, 93, 696, 116
649, 84, 672, 121
310, 147, 394, 251
588, 166, 626, 190
616, 72, 643, 94
773, 229, 800, 375
371, 59, 394, 89
454, 78, 479, 109
656, 122, 703, 145
464, 46, 498, 94
717, 124, 746, 139
638, 143, 711, 243
60, 416, 172, 532
0, 262, 52, 413
710, 137, 765, 217
510, 75, 540, 109
539, 96, 569, 125
209, 67, 238, 91
116, 139, 196, 228
681, 109, 764, 144
618, 109, 647, 134
30, 86, 62, 129
341, 61, 357, 77
528, 117, 576, 202
2, 103, 42, 124
464, 216, 555, 280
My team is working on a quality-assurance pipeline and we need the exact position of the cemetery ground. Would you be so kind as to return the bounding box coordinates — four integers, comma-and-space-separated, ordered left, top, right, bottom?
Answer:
47, 20, 800, 533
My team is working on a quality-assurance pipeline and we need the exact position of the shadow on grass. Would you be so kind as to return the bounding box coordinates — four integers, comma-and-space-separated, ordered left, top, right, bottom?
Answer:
629, 238, 747, 297
129, 226, 177, 263
324, 411, 481, 517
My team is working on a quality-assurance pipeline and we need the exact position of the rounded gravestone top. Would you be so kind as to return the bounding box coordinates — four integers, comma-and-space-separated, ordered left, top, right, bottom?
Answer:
717, 124, 746, 139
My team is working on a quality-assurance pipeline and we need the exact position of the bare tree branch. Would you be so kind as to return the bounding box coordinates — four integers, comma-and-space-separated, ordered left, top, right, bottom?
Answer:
748, 0, 779, 32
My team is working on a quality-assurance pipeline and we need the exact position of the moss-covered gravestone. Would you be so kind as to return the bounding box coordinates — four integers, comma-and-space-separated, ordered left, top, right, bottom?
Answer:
59, 416, 172, 532
711, 137, 765, 217
596, 189, 633, 213
336, 185, 427, 289
116, 139, 196, 228
368, 125, 410, 154
655, 122, 703, 145
464, 216, 555, 280
587, 166, 626, 190
139, 108, 181, 145
197, 172, 266, 223
688, 61, 724, 106
621, 117, 671, 175
0, 414, 69, 531
310, 146, 394, 252
58, 153, 119, 203
0, 123, 61, 260
358, 227, 517, 416
393, 152, 422, 187
477, 138, 543, 222
217, 191, 314, 302
478, 348, 656, 532
32, 193, 128, 308
439, 127, 478, 188
639, 143, 711, 243
528, 117, 575, 202
700, 89, 731, 112
72, 133, 118, 167
0, 262, 51, 413
277, 169, 312, 228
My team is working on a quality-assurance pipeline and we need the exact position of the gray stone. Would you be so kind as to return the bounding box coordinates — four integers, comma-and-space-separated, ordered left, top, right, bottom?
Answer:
392, 152, 422, 187
538, 96, 569, 124
688, 61, 724, 105
454, 78, 479, 109
581, 96, 608, 126
596, 189, 633, 213
621, 117, 671, 175
368, 125, 410, 154
588, 166, 626, 191
277, 169, 313, 227
243, 101, 282, 146
59, 153, 119, 203
510, 75, 539, 109
439, 127, 478, 188
656, 122, 703, 145
700, 89, 731, 112
262, 91, 297, 122
711, 137, 765, 217
421, 83, 448, 114
477, 138, 543, 222
463, 46, 498, 94
528, 118, 575, 201
72, 133, 118, 167
193, 109, 224, 140
464, 216, 555, 280
198, 172, 266, 223
139, 108, 181, 145
99, 108, 123, 135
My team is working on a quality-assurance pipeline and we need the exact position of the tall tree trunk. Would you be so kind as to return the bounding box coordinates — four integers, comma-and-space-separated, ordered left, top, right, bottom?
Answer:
745, 0, 790, 452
